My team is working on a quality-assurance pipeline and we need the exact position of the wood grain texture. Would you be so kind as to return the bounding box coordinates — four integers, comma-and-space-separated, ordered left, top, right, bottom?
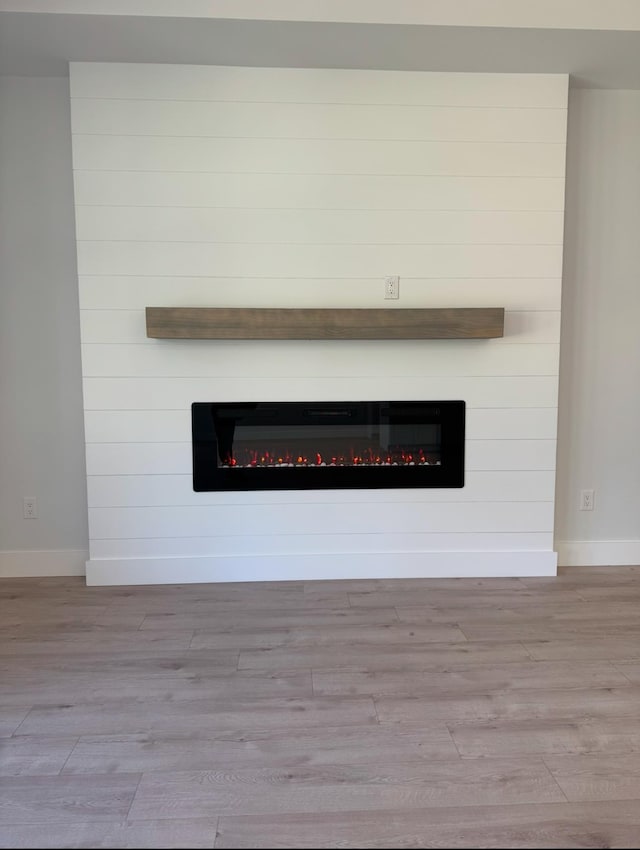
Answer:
450, 717, 640, 758
312, 660, 629, 697
214, 800, 640, 849
5, 569, 640, 848
15, 697, 377, 738
0, 706, 31, 738
374, 685, 640, 725
0, 670, 311, 707
524, 637, 640, 662
190, 622, 467, 651
139, 607, 399, 631
128, 760, 564, 820
0, 819, 218, 849
545, 753, 640, 802
0, 736, 78, 776
62, 725, 457, 775
0, 774, 140, 823
0, 818, 218, 850
145, 307, 505, 340
238, 640, 533, 671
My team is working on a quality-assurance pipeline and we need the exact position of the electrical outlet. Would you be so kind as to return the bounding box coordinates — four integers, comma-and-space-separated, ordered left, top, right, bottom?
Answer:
384, 275, 399, 300
579, 489, 594, 511
23, 497, 37, 519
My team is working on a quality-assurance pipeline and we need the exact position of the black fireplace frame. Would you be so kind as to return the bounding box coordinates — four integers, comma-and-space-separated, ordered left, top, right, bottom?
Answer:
192, 400, 465, 492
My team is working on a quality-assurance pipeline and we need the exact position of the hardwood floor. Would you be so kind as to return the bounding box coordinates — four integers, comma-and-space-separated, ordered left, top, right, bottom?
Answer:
2, 567, 640, 848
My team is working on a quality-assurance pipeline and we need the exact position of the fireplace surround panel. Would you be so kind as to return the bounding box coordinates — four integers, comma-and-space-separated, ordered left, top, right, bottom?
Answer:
72, 63, 565, 583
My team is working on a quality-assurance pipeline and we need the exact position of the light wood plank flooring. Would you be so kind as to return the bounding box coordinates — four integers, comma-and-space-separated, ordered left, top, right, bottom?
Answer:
2, 567, 640, 848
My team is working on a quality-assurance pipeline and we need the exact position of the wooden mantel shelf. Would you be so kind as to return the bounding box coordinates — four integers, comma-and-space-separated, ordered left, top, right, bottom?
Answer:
146, 307, 504, 340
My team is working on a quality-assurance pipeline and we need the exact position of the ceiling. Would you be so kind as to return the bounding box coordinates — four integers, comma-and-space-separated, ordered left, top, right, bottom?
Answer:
2, 10, 640, 88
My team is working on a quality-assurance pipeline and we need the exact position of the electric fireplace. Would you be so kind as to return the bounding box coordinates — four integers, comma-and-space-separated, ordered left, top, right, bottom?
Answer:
192, 401, 465, 491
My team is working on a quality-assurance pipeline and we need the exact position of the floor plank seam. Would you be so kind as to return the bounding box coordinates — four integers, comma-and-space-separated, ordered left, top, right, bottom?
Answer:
7, 707, 34, 739
371, 696, 381, 725
444, 723, 464, 760
453, 622, 472, 641
56, 735, 82, 776
519, 641, 537, 661
211, 814, 220, 848
540, 756, 571, 804
610, 661, 635, 685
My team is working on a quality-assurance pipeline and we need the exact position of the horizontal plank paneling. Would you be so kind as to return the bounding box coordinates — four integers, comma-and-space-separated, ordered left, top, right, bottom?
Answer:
83, 410, 191, 443
81, 343, 556, 379
82, 376, 559, 410
75, 207, 565, 246
84, 440, 556, 477
83, 408, 558, 444
78, 277, 563, 312
70, 64, 568, 108
502, 311, 561, 343
85, 442, 189, 475
467, 440, 557, 471
73, 171, 567, 211
70, 64, 566, 581
468, 408, 559, 440
87, 502, 554, 539
76, 241, 563, 279
71, 99, 568, 142
85, 472, 556, 508
72, 136, 566, 177
89, 533, 554, 560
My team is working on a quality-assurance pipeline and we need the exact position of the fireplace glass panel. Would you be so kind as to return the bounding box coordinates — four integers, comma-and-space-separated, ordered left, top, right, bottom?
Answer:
192, 401, 464, 491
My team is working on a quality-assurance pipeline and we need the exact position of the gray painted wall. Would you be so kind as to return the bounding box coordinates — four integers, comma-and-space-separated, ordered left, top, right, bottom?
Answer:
0, 76, 88, 553
555, 88, 640, 550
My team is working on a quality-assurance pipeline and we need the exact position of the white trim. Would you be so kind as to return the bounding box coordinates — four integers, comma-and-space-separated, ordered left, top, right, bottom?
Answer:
86, 550, 557, 586
557, 540, 640, 567
0, 550, 88, 578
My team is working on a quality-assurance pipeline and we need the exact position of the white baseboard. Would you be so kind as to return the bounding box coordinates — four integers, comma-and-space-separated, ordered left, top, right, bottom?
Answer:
557, 540, 640, 567
0, 549, 88, 578
86, 551, 557, 586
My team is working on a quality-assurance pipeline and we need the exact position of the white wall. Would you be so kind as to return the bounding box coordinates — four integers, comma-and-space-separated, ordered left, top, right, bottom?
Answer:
70, 63, 566, 584
555, 89, 640, 566
0, 76, 88, 575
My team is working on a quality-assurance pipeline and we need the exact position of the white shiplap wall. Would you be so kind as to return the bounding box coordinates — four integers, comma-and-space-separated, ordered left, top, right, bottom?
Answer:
70, 63, 567, 585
